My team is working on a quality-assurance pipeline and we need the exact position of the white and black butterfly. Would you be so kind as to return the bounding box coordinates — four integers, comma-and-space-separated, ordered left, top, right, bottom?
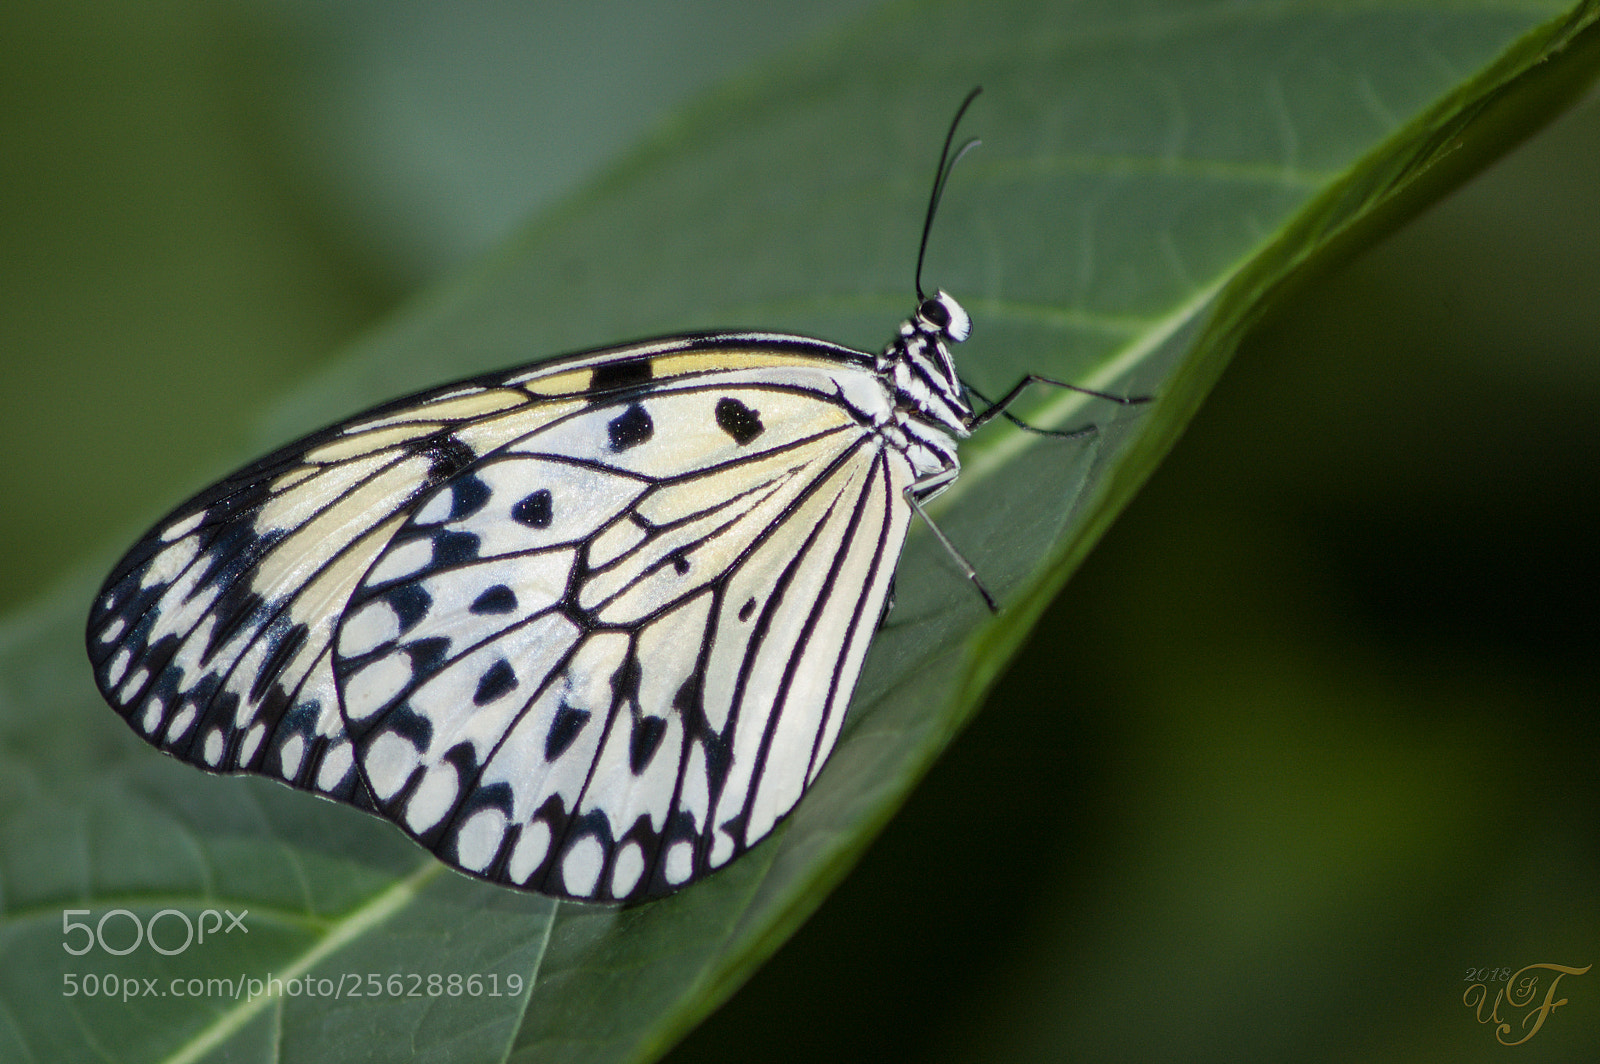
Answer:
86, 89, 1141, 903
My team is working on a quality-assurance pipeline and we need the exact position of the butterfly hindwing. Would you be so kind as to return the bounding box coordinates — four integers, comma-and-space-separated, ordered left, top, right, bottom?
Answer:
332, 363, 913, 900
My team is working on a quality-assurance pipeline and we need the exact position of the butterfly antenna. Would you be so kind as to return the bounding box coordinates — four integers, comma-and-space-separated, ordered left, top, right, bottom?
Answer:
915, 86, 983, 302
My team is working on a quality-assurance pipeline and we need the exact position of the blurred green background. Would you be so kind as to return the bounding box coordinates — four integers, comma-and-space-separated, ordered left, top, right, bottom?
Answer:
3, 1, 1595, 1061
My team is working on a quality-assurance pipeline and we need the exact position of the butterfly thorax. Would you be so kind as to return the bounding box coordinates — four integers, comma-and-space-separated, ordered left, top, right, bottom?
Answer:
872, 289, 972, 481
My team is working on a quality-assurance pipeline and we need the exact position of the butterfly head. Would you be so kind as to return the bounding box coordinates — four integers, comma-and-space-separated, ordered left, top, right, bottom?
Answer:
915, 289, 971, 344
879, 287, 974, 442
906, 288, 969, 404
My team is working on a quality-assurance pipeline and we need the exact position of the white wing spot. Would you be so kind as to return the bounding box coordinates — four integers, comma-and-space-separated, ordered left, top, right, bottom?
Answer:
338, 600, 401, 658
317, 740, 355, 792
365, 731, 420, 801
117, 668, 149, 703
105, 648, 131, 689
140, 535, 199, 590
415, 490, 455, 526
160, 511, 206, 541
279, 733, 306, 778
405, 763, 460, 834
509, 820, 552, 885
454, 808, 506, 872
366, 537, 432, 585
238, 722, 266, 766
343, 654, 413, 721
562, 836, 605, 898
665, 841, 695, 886
139, 699, 164, 735
165, 703, 197, 743
99, 617, 125, 643
710, 830, 735, 868
203, 728, 225, 767
610, 842, 645, 898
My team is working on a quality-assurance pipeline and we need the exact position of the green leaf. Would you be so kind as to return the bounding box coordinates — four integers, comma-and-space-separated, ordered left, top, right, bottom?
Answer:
5, 1, 1599, 1062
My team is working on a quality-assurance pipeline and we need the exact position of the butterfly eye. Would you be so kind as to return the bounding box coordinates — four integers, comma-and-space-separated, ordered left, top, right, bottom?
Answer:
919, 298, 950, 328
925, 291, 970, 342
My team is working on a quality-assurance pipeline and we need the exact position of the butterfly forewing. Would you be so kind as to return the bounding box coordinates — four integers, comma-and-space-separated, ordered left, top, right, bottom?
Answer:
87, 335, 933, 902
86, 377, 574, 808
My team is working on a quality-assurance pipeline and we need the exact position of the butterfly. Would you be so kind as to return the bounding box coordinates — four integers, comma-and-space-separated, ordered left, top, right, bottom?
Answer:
86, 89, 1142, 903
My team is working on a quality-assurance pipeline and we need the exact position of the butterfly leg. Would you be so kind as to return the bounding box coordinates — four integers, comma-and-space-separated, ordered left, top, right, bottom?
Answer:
965, 375, 1151, 437
903, 471, 998, 613
878, 575, 897, 627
